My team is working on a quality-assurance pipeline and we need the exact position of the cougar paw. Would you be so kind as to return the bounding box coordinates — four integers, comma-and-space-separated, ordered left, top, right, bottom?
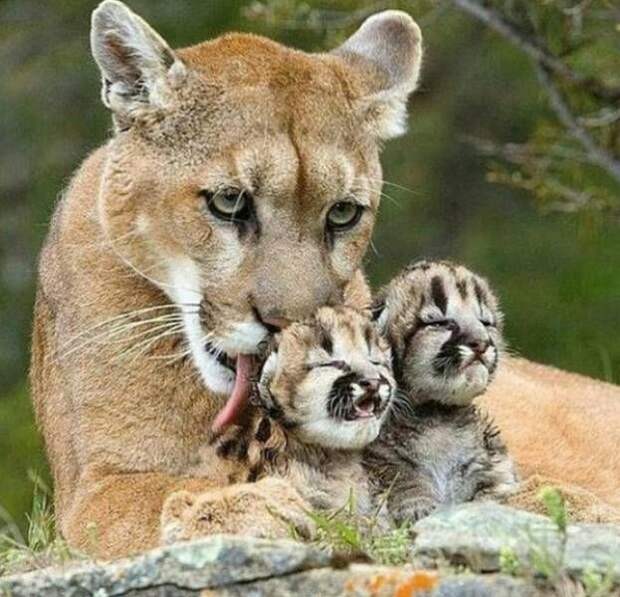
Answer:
160, 478, 313, 544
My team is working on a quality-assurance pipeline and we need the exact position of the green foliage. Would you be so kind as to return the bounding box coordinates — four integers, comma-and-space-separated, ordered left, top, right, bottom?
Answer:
581, 565, 617, 597
499, 486, 617, 594
538, 486, 568, 534
0, 387, 48, 527
303, 492, 412, 565
0, 473, 79, 576
499, 546, 521, 577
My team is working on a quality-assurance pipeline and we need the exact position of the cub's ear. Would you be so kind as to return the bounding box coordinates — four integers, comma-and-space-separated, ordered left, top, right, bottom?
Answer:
371, 298, 389, 333
90, 0, 186, 129
332, 10, 423, 139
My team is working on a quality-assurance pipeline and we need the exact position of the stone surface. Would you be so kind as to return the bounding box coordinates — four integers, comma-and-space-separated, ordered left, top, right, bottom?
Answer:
0, 535, 329, 597
413, 502, 620, 582
2, 503, 619, 596
207, 565, 536, 597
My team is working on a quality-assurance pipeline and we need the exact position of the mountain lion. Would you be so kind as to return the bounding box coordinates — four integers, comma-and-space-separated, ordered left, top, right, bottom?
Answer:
30, 0, 619, 559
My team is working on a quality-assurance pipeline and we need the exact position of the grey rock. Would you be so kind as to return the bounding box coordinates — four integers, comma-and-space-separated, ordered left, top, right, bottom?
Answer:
2, 503, 619, 596
0, 535, 329, 597
209, 565, 536, 597
412, 502, 620, 582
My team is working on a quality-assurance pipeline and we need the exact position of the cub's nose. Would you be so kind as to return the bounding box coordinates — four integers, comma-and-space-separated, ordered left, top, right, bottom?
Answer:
357, 378, 380, 392
467, 338, 490, 355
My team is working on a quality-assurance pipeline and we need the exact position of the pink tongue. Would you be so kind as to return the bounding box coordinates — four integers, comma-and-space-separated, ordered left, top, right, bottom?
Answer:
212, 354, 253, 432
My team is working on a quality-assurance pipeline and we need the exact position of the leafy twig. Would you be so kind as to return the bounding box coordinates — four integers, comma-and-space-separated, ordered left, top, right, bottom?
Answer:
448, 0, 620, 101
535, 65, 620, 184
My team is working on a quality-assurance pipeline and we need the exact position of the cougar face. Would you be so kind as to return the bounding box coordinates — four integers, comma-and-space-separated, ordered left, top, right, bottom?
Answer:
90, 2, 422, 423
376, 261, 504, 405
257, 307, 395, 450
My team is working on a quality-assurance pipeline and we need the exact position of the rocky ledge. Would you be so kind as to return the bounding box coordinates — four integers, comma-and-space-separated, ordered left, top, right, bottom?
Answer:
1, 503, 618, 596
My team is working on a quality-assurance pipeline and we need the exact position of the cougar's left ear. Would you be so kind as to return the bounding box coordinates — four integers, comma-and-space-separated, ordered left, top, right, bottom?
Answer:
332, 10, 423, 139
91, 0, 187, 130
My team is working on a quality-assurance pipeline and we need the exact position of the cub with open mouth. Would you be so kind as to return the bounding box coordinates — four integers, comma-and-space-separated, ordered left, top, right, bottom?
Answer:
366, 260, 519, 524
165, 305, 395, 540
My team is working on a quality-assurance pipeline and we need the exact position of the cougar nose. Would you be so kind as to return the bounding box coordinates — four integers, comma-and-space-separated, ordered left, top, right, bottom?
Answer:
467, 339, 489, 354
252, 307, 291, 332
263, 317, 291, 331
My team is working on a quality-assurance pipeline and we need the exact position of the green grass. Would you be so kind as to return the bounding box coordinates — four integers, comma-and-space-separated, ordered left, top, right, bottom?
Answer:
499, 486, 617, 596
0, 472, 80, 577
292, 491, 413, 566
0, 385, 49, 532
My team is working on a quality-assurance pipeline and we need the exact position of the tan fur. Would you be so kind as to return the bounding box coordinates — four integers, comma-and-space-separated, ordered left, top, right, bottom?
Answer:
31, 3, 422, 559
503, 474, 620, 524
481, 358, 620, 510
30, 2, 619, 560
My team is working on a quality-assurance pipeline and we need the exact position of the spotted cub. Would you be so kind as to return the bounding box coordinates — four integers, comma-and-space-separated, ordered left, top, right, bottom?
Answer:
365, 260, 519, 524
214, 305, 396, 524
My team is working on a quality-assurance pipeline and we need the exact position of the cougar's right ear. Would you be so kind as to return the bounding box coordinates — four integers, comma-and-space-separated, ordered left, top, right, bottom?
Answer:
332, 10, 423, 140
91, 0, 186, 129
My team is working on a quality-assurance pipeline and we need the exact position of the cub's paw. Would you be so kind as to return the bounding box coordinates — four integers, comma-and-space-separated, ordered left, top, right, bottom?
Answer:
160, 478, 313, 544
392, 496, 437, 525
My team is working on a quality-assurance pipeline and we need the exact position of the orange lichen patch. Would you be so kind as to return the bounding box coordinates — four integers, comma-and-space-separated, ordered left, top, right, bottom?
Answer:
368, 574, 388, 592
344, 570, 404, 595
394, 570, 439, 597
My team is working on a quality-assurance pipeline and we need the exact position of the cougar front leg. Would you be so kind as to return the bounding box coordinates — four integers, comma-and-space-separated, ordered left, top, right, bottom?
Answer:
161, 477, 314, 544
64, 468, 312, 560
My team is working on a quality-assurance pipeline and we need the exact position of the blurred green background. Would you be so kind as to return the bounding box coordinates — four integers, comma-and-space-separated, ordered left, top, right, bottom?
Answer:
1, 0, 618, 530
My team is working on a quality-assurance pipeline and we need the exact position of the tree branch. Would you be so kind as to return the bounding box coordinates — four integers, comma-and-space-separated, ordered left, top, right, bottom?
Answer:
535, 65, 620, 185
448, 0, 620, 101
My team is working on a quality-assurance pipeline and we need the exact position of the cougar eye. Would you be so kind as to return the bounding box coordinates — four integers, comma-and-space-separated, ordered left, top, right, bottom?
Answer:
326, 201, 363, 230
201, 188, 252, 222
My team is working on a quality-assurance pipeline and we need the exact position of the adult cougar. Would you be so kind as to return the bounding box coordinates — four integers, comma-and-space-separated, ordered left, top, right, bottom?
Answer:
31, 1, 422, 557
30, 1, 619, 559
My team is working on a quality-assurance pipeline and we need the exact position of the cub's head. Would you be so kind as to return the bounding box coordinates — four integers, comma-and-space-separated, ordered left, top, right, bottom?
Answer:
375, 261, 503, 405
256, 307, 395, 450
89, 1, 422, 415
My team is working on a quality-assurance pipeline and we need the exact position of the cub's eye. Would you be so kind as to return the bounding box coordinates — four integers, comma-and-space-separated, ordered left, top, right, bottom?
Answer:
480, 319, 495, 328
326, 201, 363, 230
201, 188, 252, 222
422, 318, 458, 331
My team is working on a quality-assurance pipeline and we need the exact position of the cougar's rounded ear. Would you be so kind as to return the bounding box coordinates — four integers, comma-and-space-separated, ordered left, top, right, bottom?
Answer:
90, 0, 187, 130
332, 10, 423, 139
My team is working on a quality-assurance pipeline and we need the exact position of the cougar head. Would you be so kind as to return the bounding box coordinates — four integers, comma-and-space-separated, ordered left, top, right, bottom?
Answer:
90, 1, 423, 427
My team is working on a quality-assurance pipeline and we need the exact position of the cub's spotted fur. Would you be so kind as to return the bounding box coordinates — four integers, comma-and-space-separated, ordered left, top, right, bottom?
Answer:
209, 306, 395, 528
366, 261, 518, 523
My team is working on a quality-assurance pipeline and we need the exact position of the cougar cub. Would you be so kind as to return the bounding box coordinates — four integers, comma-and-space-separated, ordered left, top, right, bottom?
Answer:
365, 260, 519, 523
215, 305, 396, 520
